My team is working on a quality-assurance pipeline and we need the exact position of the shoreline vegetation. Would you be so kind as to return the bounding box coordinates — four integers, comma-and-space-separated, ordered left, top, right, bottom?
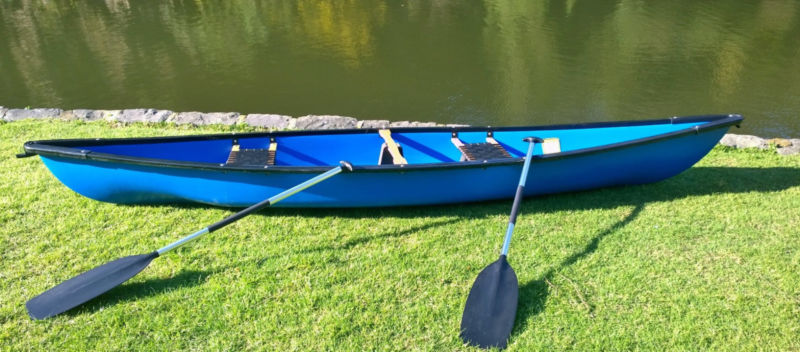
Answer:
1, 119, 798, 350
2, 107, 799, 156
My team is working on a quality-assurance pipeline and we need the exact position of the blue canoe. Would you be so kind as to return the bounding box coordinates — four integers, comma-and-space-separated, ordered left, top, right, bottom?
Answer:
21, 114, 742, 208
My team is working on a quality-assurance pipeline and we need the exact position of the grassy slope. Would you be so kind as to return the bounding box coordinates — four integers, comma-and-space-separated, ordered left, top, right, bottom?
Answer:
1, 120, 798, 351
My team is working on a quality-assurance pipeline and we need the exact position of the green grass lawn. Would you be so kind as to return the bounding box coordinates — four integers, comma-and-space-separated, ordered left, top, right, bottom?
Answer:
1, 119, 799, 351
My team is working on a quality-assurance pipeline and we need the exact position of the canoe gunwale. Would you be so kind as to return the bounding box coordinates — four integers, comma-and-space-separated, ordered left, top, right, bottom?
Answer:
22, 114, 743, 174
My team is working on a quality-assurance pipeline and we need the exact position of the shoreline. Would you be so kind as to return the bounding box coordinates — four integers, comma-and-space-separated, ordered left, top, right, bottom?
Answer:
2, 106, 798, 155
0, 107, 460, 129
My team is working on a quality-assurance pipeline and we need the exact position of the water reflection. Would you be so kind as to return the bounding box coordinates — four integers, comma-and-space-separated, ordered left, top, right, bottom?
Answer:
1, 0, 798, 136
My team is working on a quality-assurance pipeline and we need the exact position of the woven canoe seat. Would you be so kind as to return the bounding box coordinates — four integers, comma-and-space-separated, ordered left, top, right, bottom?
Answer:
226, 148, 275, 166
451, 131, 513, 161
456, 142, 512, 161
226, 138, 277, 166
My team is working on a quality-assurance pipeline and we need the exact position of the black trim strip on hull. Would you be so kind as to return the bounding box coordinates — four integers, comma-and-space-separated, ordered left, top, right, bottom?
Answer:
22, 114, 743, 174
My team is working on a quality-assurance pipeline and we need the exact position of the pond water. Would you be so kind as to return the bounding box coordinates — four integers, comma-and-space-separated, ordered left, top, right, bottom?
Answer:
1, 0, 799, 136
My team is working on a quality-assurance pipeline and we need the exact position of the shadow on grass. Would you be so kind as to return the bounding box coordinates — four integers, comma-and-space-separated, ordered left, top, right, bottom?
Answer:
55, 167, 798, 320
58, 218, 461, 318
63, 269, 216, 318
512, 204, 645, 337
505, 165, 798, 337
254, 218, 463, 266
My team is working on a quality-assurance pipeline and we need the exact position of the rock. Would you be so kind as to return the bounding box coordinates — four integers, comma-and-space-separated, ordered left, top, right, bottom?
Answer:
170, 111, 240, 125
776, 139, 800, 156
2, 108, 63, 121
768, 138, 793, 148
777, 145, 800, 155
357, 120, 390, 129
117, 109, 173, 123
170, 112, 205, 125
388, 121, 415, 127
99, 110, 123, 121
68, 109, 109, 121
0, 106, 6, 120
719, 134, 737, 147
245, 114, 295, 129
389, 120, 440, 127
202, 112, 240, 125
295, 115, 357, 129
719, 134, 768, 149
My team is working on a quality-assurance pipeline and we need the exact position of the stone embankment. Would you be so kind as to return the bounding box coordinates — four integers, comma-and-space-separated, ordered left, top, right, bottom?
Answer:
1, 107, 797, 155
719, 134, 800, 156
0, 107, 458, 129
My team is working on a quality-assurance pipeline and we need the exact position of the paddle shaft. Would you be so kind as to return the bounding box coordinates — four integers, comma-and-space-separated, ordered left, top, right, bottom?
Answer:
500, 139, 538, 257
459, 137, 541, 349
157, 164, 346, 255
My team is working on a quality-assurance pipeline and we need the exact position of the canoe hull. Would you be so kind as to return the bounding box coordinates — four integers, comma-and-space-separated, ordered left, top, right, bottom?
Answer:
37, 124, 730, 208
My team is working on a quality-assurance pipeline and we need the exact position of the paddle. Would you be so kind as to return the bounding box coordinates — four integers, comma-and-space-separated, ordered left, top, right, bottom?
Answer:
26, 161, 353, 320
460, 137, 542, 349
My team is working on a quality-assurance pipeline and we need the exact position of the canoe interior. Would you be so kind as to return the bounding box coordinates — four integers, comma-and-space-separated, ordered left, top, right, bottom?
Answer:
74, 120, 709, 166
24, 115, 743, 207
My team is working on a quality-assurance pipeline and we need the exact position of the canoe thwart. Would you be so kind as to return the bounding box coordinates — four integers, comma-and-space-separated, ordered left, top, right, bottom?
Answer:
452, 131, 513, 161
379, 143, 406, 165
377, 129, 408, 165
226, 138, 277, 166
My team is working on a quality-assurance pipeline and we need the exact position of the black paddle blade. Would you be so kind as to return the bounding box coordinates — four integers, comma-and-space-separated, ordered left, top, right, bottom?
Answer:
26, 251, 159, 320
460, 255, 519, 350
